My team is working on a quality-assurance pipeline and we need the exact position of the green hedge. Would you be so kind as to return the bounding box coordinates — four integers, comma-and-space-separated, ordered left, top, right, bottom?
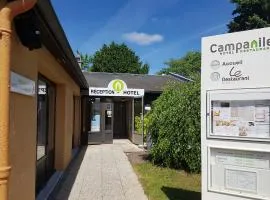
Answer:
148, 80, 201, 173
135, 116, 150, 134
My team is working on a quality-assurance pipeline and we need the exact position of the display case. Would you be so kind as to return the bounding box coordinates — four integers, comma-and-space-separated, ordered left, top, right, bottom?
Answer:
208, 147, 270, 199
207, 88, 270, 141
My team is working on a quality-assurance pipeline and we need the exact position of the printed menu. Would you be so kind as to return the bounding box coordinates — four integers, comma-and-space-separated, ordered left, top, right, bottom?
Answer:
212, 101, 270, 138
225, 169, 257, 193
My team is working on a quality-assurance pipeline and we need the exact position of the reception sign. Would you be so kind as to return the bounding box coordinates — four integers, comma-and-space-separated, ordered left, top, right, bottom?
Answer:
89, 79, 144, 97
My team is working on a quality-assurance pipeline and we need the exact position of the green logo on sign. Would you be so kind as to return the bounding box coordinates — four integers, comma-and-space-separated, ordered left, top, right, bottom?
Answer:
112, 79, 125, 93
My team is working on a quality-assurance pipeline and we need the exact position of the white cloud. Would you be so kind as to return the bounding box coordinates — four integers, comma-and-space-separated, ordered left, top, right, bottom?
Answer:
79, 0, 179, 52
142, 23, 227, 59
123, 32, 164, 45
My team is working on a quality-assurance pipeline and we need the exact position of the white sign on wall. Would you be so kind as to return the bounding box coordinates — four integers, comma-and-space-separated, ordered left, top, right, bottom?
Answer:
202, 28, 270, 90
38, 85, 46, 95
89, 79, 144, 97
202, 27, 270, 200
11, 72, 35, 96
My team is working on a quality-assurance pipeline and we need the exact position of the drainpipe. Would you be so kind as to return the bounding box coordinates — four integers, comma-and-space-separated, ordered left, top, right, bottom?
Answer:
0, 0, 37, 199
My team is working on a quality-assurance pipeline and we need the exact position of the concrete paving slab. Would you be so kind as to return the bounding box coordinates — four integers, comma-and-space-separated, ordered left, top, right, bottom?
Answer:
50, 140, 147, 200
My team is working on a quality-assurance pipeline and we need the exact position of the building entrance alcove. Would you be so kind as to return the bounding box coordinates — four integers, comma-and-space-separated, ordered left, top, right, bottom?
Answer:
84, 72, 187, 145
113, 98, 133, 140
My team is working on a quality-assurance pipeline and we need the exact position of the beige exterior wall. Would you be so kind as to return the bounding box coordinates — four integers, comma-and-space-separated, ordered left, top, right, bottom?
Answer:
8, 29, 82, 200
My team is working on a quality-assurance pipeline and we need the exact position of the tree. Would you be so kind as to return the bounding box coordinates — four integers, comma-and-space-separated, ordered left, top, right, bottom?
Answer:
158, 51, 201, 78
76, 51, 93, 71
91, 42, 149, 74
228, 0, 270, 33
148, 79, 201, 173
140, 63, 150, 74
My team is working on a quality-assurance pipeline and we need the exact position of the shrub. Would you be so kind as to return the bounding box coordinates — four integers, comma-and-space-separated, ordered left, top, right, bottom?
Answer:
135, 115, 151, 135
148, 80, 201, 173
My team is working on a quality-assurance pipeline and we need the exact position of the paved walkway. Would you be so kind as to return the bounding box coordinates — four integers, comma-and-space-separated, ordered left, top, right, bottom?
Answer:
50, 140, 148, 200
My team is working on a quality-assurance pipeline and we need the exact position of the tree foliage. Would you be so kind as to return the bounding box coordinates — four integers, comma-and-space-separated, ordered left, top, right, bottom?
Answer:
159, 51, 201, 78
148, 80, 201, 173
135, 115, 150, 136
91, 42, 149, 74
228, 0, 270, 32
76, 51, 93, 71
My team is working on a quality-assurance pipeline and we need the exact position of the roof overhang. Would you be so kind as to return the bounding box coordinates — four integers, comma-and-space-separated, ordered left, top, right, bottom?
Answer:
11, 0, 89, 90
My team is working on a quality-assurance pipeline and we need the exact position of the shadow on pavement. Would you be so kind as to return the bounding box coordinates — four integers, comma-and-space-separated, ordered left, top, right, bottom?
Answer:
48, 146, 87, 200
161, 186, 201, 200
126, 151, 150, 165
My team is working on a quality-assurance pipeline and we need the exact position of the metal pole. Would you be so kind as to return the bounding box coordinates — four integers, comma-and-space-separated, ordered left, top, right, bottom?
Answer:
141, 96, 144, 147
132, 98, 134, 142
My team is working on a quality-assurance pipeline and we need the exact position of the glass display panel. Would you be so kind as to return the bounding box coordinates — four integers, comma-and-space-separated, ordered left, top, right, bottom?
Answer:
209, 148, 270, 199
91, 101, 101, 132
211, 100, 270, 139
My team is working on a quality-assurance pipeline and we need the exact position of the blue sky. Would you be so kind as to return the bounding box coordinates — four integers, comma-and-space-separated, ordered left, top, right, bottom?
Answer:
52, 0, 234, 74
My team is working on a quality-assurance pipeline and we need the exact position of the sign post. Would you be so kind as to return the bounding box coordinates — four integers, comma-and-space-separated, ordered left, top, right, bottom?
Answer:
201, 27, 270, 200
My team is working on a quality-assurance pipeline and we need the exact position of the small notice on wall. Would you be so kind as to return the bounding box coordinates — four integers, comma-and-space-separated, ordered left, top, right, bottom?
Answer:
212, 100, 270, 138
225, 169, 257, 193
11, 72, 35, 96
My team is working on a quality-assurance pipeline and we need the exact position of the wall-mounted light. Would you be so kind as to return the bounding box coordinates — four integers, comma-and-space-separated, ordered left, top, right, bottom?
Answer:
145, 105, 151, 111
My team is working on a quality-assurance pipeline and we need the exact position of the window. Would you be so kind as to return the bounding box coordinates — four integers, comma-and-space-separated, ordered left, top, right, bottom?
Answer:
37, 80, 47, 160
36, 76, 56, 194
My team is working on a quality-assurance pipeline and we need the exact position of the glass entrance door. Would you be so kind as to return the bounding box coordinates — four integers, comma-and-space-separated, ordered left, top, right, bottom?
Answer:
88, 100, 113, 144
113, 102, 127, 139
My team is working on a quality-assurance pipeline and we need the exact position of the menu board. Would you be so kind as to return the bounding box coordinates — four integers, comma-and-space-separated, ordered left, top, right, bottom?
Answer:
210, 148, 270, 198
211, 100, 270, 138
214, 149, 270, 169
225, 169, 257, 193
